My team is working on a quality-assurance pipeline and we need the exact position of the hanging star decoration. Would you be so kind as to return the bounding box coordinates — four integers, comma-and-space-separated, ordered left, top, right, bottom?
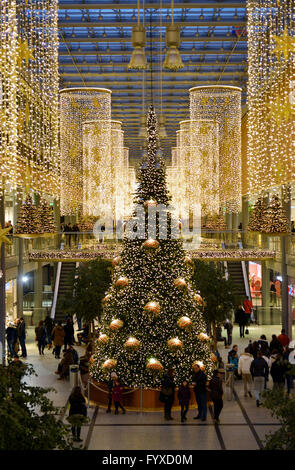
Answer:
271, 26, 295, 61
266, 96, 295, 125
17, 38, 35, 67
0, 224, 12, 246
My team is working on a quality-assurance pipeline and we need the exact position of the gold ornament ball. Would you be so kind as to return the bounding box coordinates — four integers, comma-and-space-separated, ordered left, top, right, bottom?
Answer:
177, 316, 192, 329
211, 353, 218, 363
141, 238, 160, 251
112, 256, 121, 267
124, 337, 141, 349
102, 358, 117, 370
98, 333, 109, 344
144, 199, 158, 208
167, 337, 183, 350
146, 358, 163, 371
115, 276, 129, 288
184, 256, 193, 266
192, 360, 205, 371
110, 319, 124, 330
174, 277, 187, 291
198, 332, 210, 342
194, 293, 204, 306
102, 294, 111, 305
144, 301, 161, 316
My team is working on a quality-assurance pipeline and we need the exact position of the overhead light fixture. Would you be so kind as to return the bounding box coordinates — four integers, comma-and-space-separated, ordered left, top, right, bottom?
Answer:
200, 9, 204, 20
128, 25, 148, 69
138, 113, 147, 138
158, 114, 167, 139
99, 10, 103, 20
103, 29, 107, 38
163, 0, 183, 71
132, 10, 137, 20
234, 9, 238, 19
65, 11, 70, 20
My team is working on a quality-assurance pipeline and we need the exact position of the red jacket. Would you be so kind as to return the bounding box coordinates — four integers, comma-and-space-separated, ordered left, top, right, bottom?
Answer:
112, 385, 123, 403
277, 334, 290, 347
243, 299, 253, 314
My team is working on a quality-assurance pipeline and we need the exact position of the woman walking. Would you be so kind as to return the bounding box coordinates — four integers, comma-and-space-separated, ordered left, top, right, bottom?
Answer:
51, 321, 65, 359
68, 386, 87, 442
160, 369, 175, 421
177, 380, 191, 423
112, 380, 126, 415
209, 370, 224, 424
35, 320, 47, 355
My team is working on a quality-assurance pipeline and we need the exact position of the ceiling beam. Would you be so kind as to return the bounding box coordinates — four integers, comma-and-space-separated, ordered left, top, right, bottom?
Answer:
59, 20, 246, 28
61, 36, 247, 43
58, 3, 246, 10
61, 81, 246, 88
59, 50, 247, 56
60, 61, 246, 67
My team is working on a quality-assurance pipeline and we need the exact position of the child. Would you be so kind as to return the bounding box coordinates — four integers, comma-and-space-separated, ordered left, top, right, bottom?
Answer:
112, 380, 126, 415
177, 380, 191, 423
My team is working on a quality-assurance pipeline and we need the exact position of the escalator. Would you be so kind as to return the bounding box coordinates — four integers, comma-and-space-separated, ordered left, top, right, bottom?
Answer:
52, 262, 77, 323
227, 261, 248, 304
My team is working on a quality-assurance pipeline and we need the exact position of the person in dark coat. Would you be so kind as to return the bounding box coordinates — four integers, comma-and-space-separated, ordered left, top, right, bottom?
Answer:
55, 349, 74, 380
161, 369, 176, 421
270, 353, 289, 390
257, 335, 269, 356
209, 370, 224, 424
223, 319, 233, 347
68, 386, 87, 442
17, 317, 27, 358
6, 322, 17, 357
44, 314, 54, 349
64, 318, 74, 351
106, 372, 117, 413
177, 380, 191, 423
112, 380, 126, 415
250, 351, 269, 407
235, 305, 247, 338
35, 320, 47, 355
192, 363, 207, 421
270, 334, 283, 354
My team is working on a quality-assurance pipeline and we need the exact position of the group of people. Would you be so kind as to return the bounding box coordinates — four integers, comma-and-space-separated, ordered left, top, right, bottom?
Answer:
227, 329, 294, 406
60, 222, 80, 247
6, 317, 27, 358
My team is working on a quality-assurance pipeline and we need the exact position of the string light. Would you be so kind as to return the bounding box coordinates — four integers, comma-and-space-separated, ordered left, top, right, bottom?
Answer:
0, 0, 59, 197
190, 86, 242, 213
247, 0, 295, 197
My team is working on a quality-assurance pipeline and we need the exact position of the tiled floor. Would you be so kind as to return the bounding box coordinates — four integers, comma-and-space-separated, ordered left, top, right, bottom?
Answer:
19, 323, 291, 450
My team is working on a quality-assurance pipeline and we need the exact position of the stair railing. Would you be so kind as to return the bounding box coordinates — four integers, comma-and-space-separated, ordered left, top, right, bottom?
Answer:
51, 262, 62, 320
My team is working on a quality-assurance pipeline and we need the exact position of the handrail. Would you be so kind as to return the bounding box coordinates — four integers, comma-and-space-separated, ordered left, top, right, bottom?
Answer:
51, 261, 62, 320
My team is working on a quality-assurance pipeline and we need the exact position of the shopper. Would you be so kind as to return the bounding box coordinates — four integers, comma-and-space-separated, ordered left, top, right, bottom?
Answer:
68, 386, 87, 442
17, 317, 27, 358
6, 322, 17, 357
112, 380, 126, 415
227, 345, 239, 363
55, 348, 75, 380
223, 319, 233, 347
44, 314, 54, 349
270, 353, 289, 390
177, 380, 191, 423
106, 372, 117, 413
235, 305, 247, 338
51, 321, 65, 359
243, 296, 253, 325
229, 352, 241, 380
79, 355, 90, 392
238, 347, 253, 397
64, 317, 75, 351
208, 370, 223, 424
257, 335, 269, 356
250, 351, 269, 407
160, 369, 175, 421
35, 320, 47, 355
192, 364, 207, 422
269, 334, 283, 354
277, 329, 290, 348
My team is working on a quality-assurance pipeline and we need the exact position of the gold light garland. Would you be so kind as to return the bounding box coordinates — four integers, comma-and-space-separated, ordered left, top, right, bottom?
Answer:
0, 0, 59, 197
59, 88, 112, 215
190, 86, 242, 213
247, 0, 295, 195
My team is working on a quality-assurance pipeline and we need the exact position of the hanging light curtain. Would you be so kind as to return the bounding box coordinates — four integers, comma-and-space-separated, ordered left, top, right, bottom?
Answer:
158, 0, 167, 138
128, 0, 148, 70
163, 0, 184, 70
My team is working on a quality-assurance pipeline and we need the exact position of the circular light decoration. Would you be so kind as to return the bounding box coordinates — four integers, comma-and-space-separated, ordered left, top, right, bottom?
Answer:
198, 332, 210, 342
110, 319, 124, 330
141, 238, 160, 251
102, 358, 117, 370
144, 301, 161, 316
174, 278, 187, 291
167, 337, 183, 350
189, 86, 242, 213
112, 256, 122, 267
146, 358, 164, 371
143, 199, 158, 208
192, 360, 205, 370
194, 293, 204, 306
177, 316, 192, 329
115, 276, 129, 288
97, 334, 109, 344
124, 337, 141, 350
102, 294, 112, 306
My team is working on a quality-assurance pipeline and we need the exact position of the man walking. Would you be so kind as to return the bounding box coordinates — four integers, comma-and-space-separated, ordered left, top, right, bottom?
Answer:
243, 296, 253, 325
250, 351, 269, 407
238, 347, 254, 397
17, 317, 27, 358
192, 363, 207, 422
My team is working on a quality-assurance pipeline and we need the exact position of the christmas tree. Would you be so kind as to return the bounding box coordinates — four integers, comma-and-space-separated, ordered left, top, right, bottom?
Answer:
15, 195, 42, 235
248, 197, 268, 232
90, 106, 214, 388
261, 195, 290, 234
204, 211, 227, 231
39, 198, 56, 234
